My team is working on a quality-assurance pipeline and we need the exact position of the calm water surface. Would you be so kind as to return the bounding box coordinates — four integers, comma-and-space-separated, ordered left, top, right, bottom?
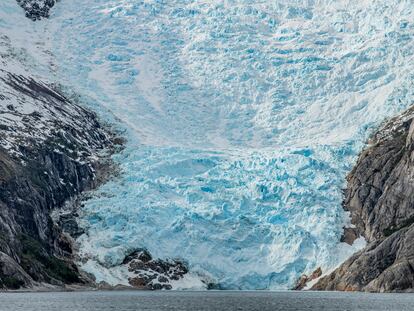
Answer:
1, 291, 414, 311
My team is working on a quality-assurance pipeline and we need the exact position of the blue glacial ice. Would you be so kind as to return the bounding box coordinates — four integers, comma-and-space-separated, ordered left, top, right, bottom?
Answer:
46, 0, 414, 289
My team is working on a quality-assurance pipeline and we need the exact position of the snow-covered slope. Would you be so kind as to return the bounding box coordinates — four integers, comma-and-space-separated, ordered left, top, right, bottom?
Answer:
0, 0, 110, 168
0, 1, 117, 289
38, 0, 414, 289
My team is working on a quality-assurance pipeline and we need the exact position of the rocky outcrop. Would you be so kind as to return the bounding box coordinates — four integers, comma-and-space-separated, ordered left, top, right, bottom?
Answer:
0, 1, 126, 290
0, 71, 118, 289
17, 0, 57, 20
313, 106, 414, 292
122, 250, 188, 290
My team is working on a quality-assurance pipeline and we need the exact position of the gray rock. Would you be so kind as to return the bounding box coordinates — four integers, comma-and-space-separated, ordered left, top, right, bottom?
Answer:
123, 249, 188, 290
0, 72, 117, 289
313, 106, 414, 292
16, 0, 57, 20
313, 225, 414, 292
0, 252, 33, 289
0, 3, 123, 290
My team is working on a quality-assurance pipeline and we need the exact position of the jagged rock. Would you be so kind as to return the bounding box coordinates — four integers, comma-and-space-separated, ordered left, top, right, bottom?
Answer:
16, 0, 57, 20
343, 112, 414, 243
313, 226, 414, 292
0, 72, 117, 289
0, 252, 33, 289
123, 249, 188, 290
313, 106, 414, 292
0, 0, 123, 290
57, 212, 85, 239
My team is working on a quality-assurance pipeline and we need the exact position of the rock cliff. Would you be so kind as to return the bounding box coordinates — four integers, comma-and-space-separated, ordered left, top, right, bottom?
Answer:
0, 1, 191, 290
0, 0, 124, 290
313, 106, 414, 292
0, 70, 117, 289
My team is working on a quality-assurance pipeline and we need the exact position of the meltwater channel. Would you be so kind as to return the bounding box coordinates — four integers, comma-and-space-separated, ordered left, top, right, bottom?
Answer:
46, 0, 414, 289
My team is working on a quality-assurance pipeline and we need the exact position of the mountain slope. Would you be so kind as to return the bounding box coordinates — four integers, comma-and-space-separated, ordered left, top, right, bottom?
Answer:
0, 70, 116, 289
313, 106, 414, 292
0, 0, 118, 289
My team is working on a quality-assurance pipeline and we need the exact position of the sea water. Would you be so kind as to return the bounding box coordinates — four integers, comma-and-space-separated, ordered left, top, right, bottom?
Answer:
1, 291, 414, 311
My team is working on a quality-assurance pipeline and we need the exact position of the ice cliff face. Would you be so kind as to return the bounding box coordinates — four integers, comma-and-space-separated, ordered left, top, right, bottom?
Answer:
45, 0, 414, 289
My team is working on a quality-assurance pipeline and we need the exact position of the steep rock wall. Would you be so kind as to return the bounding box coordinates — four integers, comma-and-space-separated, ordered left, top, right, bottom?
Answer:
0, 71, 116, 289
313, 107, 414, 292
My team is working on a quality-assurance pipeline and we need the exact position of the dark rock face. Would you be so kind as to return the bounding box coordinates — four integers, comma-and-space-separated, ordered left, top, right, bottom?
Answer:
16, 0, 57, 20
0, 71, 116, 289
313, 227, 414, 292
343, 108, 414, 243
122, 249, 189, 290
0, 1, 122, 290
313, 106, 414, 292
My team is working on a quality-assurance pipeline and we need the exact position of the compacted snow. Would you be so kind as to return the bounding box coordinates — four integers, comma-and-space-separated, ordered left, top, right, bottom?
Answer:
35, 0, 414, 289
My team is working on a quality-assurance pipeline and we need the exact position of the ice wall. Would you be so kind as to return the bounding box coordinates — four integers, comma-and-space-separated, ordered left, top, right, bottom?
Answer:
48, 0, 414, 289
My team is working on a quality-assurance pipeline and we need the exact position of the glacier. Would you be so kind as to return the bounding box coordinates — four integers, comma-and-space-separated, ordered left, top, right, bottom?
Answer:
38, 0, 414, 289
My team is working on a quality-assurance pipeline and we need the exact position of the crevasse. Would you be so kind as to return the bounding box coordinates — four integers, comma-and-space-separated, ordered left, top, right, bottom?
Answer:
46, 0, 414, 289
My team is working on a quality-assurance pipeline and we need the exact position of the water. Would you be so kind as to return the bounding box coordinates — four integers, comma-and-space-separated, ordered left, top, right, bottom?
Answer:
43, 0, 414, 289
1, 291, 414, 311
